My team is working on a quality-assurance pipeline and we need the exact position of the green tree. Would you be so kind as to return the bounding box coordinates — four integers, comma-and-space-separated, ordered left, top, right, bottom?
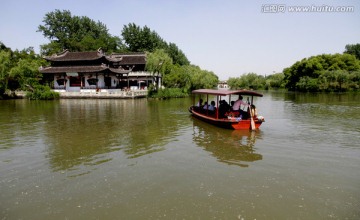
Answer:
0, 47, 57, 99
284, 53, 360, 91
121, 23, 190, 66
146, 49, 173, 75
0, 41, 11, 51
9, 58, 43, 90
345, 43, 360, 60
165, 43, 190, 66
227, 73, 265, 90
227, 77, 242, 89
348, 71, 360, 90
265, 72, 285, 89
189, 65, 218, 90
121, 23, 166, 52
163, 64, 191, 91
38, 9, 121, 55
0, 50, 13, 96
296, 76, 319, 92
146, 49, 216, 93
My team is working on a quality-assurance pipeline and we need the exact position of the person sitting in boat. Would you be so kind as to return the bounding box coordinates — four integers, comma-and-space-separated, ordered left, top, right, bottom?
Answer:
196, 99, 203, 107
208, 101, 216, 111
203, 101, 208, 110
250, 104, 257, 117
219, 100, 230, 118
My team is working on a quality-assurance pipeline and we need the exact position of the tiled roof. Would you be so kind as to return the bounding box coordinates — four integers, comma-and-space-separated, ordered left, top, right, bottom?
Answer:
44, 50, 105, 62
44, 50, 146, 64
40, 65, 130, 74
109, 52, 146, 65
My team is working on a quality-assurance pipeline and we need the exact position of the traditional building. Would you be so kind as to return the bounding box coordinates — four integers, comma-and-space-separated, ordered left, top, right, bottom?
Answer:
218, 80, 228, 89
40, 49, 160, 92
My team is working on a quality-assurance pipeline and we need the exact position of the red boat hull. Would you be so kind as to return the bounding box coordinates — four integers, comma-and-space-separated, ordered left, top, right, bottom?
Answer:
189, 107, 263, 130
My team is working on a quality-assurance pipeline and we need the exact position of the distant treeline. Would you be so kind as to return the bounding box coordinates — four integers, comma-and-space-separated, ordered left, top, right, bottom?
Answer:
228, 44, 360, 92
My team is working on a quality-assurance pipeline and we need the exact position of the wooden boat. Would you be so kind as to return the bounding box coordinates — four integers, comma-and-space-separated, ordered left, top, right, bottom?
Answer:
189, 89, 265, 130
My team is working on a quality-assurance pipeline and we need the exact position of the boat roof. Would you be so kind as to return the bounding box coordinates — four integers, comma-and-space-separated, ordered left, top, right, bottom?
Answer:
192, 89, 263, 97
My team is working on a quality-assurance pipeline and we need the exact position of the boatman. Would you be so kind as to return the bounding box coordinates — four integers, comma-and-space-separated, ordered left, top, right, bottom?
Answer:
232, 95, 248, 112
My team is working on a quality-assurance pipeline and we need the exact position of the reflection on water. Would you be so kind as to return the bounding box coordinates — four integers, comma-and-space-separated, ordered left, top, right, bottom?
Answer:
0, 99, 189, 176
191, 118, 262, 167
44, 99, 191, 174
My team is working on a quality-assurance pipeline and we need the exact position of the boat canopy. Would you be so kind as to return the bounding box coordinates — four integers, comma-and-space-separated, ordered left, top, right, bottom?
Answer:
192, 89, 263, 97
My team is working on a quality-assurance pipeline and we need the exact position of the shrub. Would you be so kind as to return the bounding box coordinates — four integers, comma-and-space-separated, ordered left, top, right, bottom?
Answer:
26, 85, 59, 100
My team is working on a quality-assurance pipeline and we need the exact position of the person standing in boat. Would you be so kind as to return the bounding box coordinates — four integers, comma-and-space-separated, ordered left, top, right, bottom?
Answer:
232, 95, 249, 116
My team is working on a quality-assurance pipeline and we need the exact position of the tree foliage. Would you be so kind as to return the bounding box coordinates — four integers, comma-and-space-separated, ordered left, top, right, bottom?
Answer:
345, 43, 360, 60
0, 41, 11, 51
163, 64, 191, 90
121, 23, 189, 66
38, 10, 190, 65
228, 73, 266, 90
120, 22, 204, 93
26, 84, 60, 100
165, 43, 190, 66
121, 23, 166, 53
284, 53, 360, 91
146, 49, 217, 93
0, 45, 57, 99
188, 65, 218, 90
0, 50, 12, 96
38, 9, 121, 55
265, 73, 285, 89
145, 49, 173, 75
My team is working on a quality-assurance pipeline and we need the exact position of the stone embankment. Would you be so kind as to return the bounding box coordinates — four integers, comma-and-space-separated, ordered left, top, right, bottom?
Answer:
16, 90, 148, 99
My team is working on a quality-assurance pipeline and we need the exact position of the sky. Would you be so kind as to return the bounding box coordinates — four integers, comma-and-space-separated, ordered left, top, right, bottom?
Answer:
1, 0, 359, 80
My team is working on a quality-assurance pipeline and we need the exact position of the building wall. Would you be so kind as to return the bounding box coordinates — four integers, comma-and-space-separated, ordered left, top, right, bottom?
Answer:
53, 71, 157, 91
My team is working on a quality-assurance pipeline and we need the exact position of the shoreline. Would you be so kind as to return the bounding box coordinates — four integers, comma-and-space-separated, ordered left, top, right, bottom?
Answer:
13, 90, 148, 99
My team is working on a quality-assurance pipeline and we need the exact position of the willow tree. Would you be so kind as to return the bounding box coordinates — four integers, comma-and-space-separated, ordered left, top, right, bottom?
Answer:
145, 49, 172, 90
189, 65, 219, 90
146, 49, 173, 74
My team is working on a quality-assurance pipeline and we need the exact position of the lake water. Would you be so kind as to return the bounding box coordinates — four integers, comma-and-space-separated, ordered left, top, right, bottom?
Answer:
1, 92, 359, 219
